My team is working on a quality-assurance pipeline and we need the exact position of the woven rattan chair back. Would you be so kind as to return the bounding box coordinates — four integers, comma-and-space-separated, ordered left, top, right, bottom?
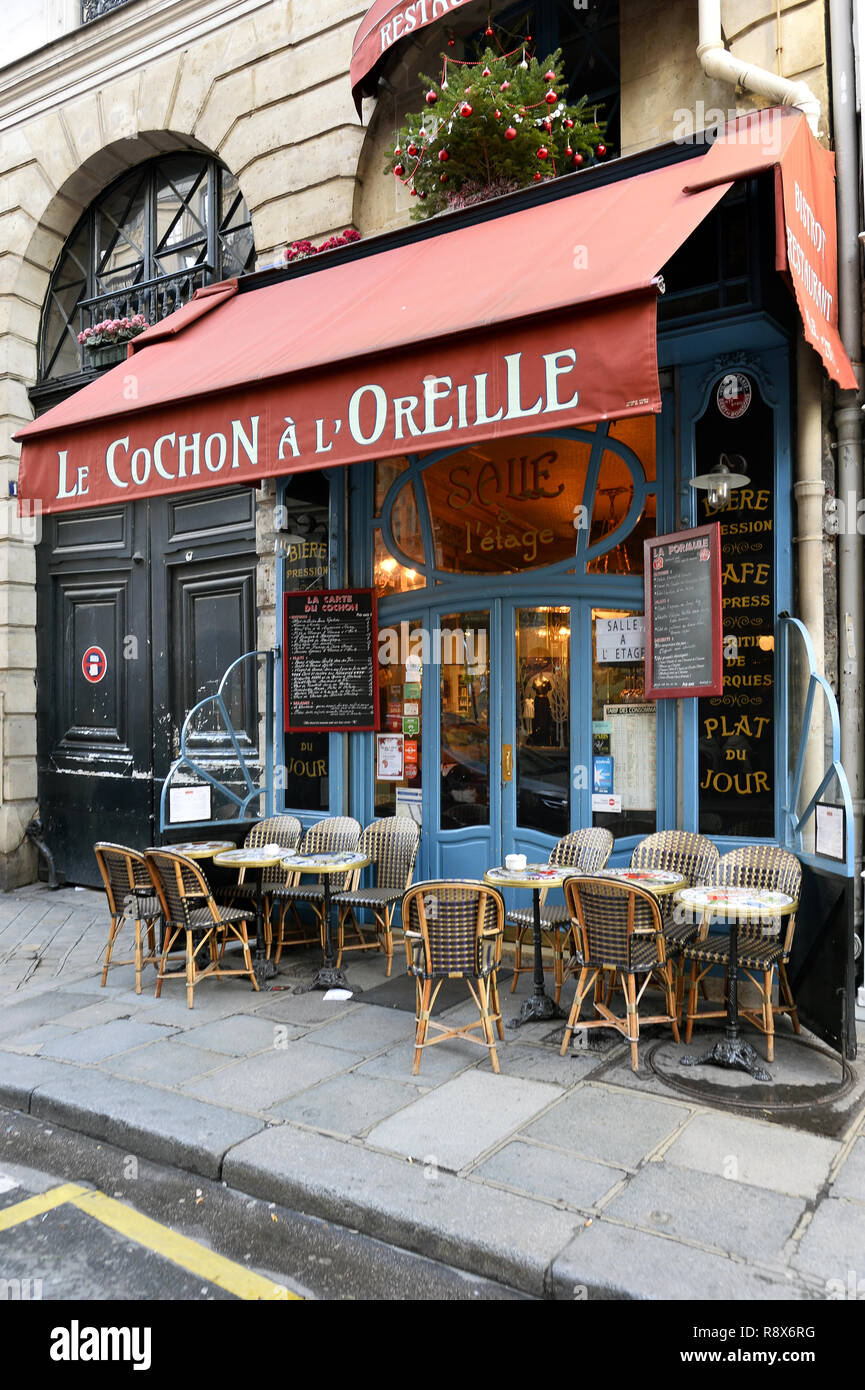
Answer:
298, 816, 362, 889
358, 817, 420, 892
244, 815, 303, 889
564, 876, 665, 971
403, 881, 504, 979
244, 816, 302, 851
145, 850, 214, 929
94, 842, 152, 916
549, 827, 613, 873
713, 844, 802, 901
631, 830, 719, 885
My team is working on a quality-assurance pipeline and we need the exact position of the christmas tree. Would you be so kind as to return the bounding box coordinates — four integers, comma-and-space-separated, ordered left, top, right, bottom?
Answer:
385, 44, 607, 220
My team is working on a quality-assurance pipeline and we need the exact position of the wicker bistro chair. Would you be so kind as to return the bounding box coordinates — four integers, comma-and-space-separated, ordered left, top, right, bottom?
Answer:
214, 815, 302, 954
683, 845, 802, 1062
631, 830, 721, 1012
94, 843, 162, 994
560, 876, 680, 1071
331, 817, 420, 976
403, 881, 505, 1075
507, 828, 614, 1003
144, 849, 258, 1009
270, 816, 362, 963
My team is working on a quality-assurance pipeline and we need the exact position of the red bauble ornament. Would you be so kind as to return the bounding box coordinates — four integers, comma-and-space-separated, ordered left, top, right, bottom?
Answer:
482, 67, 491, 77
543, 118, 552, 132
525, 33, 532, 41
544, 69, 556, 82
439, 172, 448, 182
425, 90, 438, 105
572, 152, 583, 166
393, 163, 404, 176
438, 148, 449, 161
394, 146, 401, 155
494, 109, 502, 119
407, 143, 418, 156
564, 117, 574, 128
533, 171, 542, 181
596, 143, 607, 156
485, 25, 494, 35
544, 89, 557, 104
410, 188, 417, 196
418, 191, 426, 199
537, 145, 549, 160
504, 126, 517, 140
460, 102, 473, 117
447, 36, 455, 46
565, 145, 573, 158
500, 80, 510, 91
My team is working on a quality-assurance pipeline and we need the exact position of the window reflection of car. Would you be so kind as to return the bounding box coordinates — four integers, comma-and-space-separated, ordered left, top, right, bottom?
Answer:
441, 719, 489, 828
516, 744, 569, 833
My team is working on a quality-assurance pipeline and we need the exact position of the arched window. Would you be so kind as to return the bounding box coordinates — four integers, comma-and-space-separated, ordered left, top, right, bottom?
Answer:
39, 153, 255, 382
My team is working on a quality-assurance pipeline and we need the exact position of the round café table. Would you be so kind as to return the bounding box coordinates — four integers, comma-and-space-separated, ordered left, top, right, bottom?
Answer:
485, 864, 568, 1028
212, 845, 290, 987
280, 850, 371, 993
674, 884, 796, 1082
166, 840, 236, 859
590, 867, 687, 898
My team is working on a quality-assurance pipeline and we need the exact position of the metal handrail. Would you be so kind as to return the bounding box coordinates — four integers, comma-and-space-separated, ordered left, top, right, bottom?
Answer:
78, 264, 213, 368
159, 649, 275, 833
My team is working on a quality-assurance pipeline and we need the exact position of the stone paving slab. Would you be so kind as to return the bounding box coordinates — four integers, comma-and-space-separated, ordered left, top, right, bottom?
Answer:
0, 1052, 85, 1112
490, 1042, 603, 1087
472, 1138, 624, 1210
792, 1197, 865, 1289
662, 1111, 839, 1198
52, 999, 143, 1029
28, 1068, 265, 1180
250, 991, 362, 1027
105, 1039, 233, 1085
829, 1136, 865, 1203
0, 990, 107, 1040
179, 1041, 354, 1112
172, 1013, 294, 1056
550, 1221, 810, 1301
2, 1024, 79, 1055
523, 1082, 692, 1169
355, 1038, 477, 1087
601, 1160, 807, 1264
366, 1070, 563, 1171
271, 1072, 421, 1136
223, 1123, 583, 1297
305, 1003, 417, 1054
40, 1018, 178, 1063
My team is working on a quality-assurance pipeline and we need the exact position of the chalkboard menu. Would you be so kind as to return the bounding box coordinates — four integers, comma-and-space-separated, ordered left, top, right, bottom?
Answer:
644, 525, 723, 699
284, 589, 379, 732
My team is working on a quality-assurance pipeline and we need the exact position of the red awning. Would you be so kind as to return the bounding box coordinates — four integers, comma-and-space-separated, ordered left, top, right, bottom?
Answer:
16, 108, 855, 515
350, 0, 474, 113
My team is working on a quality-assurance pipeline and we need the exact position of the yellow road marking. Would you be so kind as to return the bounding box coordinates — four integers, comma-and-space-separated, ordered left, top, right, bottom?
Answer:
0, 1184, 89, 1231
70, 1190, 300, 1301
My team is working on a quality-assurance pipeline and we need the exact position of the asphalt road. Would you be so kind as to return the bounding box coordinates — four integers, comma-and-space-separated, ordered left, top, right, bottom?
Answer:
0, 1107, 531, 1302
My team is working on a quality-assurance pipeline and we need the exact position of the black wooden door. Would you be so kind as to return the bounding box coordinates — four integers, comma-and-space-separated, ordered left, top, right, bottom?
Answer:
37, 487, 257, 887
37, 504, 153, 886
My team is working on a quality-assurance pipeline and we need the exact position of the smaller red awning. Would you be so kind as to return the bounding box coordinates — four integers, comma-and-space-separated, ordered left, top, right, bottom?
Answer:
15, 109, 855, 516
351, 0, 473, 113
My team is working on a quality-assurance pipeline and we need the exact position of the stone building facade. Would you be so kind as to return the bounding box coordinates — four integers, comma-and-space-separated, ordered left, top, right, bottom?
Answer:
0, 0, 853, 886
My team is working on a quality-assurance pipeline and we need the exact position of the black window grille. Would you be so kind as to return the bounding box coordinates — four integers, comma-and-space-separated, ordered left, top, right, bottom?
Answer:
39, 153, 255, 382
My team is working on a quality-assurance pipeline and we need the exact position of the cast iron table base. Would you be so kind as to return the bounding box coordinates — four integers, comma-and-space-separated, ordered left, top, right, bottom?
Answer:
296, 876, 362, 995
680, 914, 772, 1083
507, 886, 565, 1029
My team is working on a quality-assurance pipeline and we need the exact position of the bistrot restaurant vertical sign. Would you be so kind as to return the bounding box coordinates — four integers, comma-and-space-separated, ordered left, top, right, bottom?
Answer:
284, 589, 379, 732
644, 524, 723, 699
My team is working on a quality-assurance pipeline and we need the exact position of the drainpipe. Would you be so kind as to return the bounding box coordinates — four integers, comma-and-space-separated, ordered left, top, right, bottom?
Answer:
793, 337, 826, 823
830, 0, 865, 978
697, 0, 821, 134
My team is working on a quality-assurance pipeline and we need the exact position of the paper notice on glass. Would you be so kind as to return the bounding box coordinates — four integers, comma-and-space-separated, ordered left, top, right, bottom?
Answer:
168, 784, 212, 823
592, 793, 622, 813
376, 733, 404, 780
604, 703, 656, 810
815, 802, 845, 860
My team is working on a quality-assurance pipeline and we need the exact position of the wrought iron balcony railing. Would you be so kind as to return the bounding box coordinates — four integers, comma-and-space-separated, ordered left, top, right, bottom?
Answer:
77, 264, 213, 370
81, 0, 136, 21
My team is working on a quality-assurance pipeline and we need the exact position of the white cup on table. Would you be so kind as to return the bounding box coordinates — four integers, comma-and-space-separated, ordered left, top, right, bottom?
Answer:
505, 853, 527, 872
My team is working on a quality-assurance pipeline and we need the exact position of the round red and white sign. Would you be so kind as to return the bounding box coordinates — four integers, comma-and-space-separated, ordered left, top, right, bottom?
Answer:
716, 372, 752, 420
82, 646, 107, 683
